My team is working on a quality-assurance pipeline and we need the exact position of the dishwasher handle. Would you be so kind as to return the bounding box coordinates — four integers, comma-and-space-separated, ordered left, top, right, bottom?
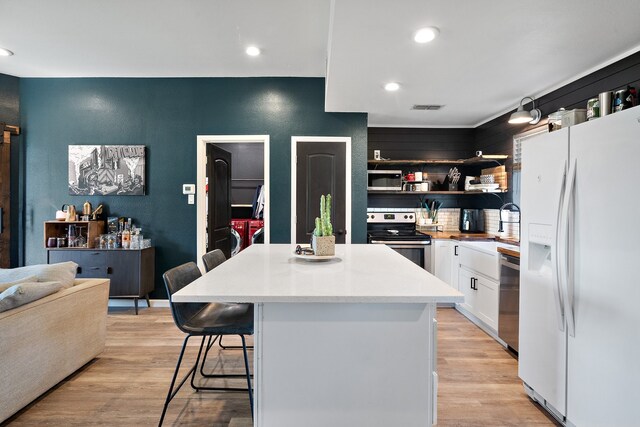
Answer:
500, 255, 520, 271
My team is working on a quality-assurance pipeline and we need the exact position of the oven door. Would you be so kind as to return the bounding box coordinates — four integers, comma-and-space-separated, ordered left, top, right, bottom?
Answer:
373, 242, 433, 274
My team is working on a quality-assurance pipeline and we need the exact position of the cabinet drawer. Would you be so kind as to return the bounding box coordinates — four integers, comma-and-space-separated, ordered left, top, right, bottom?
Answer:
77, 265, 108, 278
48, 250, 108, 276
459, 245, 499, 281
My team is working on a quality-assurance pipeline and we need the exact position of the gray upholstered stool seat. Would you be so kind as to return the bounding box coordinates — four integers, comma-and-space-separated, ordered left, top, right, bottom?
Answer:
183, 302, 254, 335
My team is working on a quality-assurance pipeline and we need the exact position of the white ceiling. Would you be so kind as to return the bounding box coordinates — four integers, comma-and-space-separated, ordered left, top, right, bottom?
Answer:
1, 0, 640, 127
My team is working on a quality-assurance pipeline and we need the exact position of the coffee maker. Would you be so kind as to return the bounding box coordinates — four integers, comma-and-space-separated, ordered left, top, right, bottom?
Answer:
459, 209, 485, 233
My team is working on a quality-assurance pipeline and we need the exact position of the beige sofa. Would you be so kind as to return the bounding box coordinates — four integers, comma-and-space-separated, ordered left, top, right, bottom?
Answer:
0, 278, 110, 423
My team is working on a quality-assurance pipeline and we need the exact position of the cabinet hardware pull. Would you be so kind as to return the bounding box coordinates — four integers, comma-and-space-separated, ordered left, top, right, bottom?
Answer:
470, 277, 473, 289
454, 245, 458, 256
89, 267, 100, 270
107, 267, 112, 274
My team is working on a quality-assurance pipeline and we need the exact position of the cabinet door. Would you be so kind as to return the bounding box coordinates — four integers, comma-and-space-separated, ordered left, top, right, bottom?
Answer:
457, 267, 476, 313
48, 250, 108, 278
450, 242, 460, 291
433, 240, 452, 286
106, 251, 141, 296
459, 245, 499, 281
475, 276, 499, 331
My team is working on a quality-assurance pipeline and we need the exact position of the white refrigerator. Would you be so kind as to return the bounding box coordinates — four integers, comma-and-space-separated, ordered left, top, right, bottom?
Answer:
519, 105, 640, 426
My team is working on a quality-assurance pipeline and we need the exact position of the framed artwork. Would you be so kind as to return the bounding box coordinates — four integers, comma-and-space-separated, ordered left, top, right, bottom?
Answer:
68, 145, 145, 195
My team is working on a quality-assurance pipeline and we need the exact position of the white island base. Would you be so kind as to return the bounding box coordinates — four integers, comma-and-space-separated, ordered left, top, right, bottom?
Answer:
254, 302, 438, 427
173, 244, 462, 427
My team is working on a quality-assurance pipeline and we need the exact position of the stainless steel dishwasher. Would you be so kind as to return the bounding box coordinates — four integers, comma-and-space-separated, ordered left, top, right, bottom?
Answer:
498, 253, 520, 353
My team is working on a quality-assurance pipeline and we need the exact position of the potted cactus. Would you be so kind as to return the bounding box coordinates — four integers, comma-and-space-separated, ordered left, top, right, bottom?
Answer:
311, 194, 335, 256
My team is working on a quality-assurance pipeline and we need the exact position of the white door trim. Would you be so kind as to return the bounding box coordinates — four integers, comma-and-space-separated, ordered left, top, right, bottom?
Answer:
196, 135, 270, 270
290, 136, 352, 244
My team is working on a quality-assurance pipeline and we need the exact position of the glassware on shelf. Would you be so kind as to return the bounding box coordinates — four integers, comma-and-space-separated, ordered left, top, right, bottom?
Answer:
68, 225, 77, 248
107, 234, 116, 249
76, 226, 87, 248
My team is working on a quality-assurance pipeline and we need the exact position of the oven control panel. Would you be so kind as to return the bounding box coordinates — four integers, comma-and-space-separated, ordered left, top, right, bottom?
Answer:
367, 212, 415, 223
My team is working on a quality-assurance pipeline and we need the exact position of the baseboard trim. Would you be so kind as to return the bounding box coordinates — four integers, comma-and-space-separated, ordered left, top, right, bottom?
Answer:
108, 299, 169, 308
454, 304, 507, 347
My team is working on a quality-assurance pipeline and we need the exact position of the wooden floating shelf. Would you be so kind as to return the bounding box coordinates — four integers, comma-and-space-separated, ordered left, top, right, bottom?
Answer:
368, 190, 508, 195
367, 155, 508, 166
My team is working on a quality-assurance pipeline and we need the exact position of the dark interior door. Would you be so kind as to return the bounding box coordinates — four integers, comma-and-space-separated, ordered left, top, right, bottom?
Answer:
207, 144, 232, 258
296, 141, 346, 244
0, 139, 10, 268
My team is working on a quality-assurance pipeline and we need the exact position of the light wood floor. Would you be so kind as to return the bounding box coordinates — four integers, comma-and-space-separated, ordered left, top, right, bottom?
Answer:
4, 307, 558, 426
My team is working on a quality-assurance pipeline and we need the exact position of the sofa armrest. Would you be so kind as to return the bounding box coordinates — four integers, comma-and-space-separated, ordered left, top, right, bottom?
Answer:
0, 278, 110, 423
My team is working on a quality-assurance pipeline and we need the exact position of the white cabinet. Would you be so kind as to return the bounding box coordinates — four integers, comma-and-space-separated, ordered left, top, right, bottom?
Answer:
450, 241, 460, 291
433, 239, 460, 291
433, 240, 452, 286
458, 267, 476, 312
474, 274, 499, 331
456, 243, 500, 333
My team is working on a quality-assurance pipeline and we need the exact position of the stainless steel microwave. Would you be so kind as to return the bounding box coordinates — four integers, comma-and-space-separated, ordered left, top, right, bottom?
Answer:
367, 170, 403, 191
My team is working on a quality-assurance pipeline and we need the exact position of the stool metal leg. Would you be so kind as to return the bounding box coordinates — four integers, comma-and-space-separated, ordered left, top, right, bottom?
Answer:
219, 335, 254, 350
158, 334, 195, 426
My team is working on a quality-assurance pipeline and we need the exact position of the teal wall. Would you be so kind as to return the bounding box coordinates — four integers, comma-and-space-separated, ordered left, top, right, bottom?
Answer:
20, 77, 368, 297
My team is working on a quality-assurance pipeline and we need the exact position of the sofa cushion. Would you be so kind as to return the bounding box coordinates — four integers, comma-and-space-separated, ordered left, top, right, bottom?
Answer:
0, 281, 64, 313
0, 262, 77, 289
0, 275, 38, 293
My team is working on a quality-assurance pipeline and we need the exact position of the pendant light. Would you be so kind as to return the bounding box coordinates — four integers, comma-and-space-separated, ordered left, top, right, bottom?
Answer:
509, 96, 541, 125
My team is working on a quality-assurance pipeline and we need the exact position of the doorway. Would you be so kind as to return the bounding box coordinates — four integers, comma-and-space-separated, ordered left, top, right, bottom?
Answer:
291, 136, 351, 244
197, 135, 270, 270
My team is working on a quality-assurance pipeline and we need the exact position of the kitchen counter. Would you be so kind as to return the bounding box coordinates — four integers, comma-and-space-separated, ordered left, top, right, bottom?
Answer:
174, 244, 462, 304
422, 229, 520, 246
497, 245, 520, 258
173, 244, 462, 426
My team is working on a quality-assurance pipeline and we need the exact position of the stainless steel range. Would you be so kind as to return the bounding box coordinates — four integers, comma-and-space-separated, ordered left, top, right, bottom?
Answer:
367, 211, 433, 273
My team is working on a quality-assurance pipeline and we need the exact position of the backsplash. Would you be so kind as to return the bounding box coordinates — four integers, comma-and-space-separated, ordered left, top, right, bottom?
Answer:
368, 206, 520, 240
422, 208, 459, 231
484, 209, 520, 240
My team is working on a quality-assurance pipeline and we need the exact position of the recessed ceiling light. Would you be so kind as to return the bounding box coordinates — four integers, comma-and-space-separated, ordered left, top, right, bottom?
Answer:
0, 48, 14, 57
246, 46, 261, 56
384, 82, 400, 92
414, 27, 439, 44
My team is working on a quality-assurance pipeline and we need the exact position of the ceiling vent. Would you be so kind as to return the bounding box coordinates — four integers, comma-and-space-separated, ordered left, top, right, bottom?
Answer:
412, 104, 444, 111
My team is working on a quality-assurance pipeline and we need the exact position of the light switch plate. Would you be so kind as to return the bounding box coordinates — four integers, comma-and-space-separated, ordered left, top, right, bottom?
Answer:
188, 194, 195, 204
183, 184, 195, 195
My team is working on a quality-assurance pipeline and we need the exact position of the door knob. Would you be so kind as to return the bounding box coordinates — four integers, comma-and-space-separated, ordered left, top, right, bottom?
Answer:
335, 229, 346, 235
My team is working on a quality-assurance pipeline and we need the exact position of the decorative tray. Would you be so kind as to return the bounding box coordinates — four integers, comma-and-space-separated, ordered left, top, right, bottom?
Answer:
293, 252, 338, 262
293, 245, 338, 262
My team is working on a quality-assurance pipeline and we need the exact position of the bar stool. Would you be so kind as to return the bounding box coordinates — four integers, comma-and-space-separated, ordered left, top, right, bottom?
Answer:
201, 249, 254, 351
159, 262, 253, 426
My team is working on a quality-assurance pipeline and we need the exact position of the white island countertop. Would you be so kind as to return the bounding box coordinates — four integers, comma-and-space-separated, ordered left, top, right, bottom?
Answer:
172, 244, 463, 304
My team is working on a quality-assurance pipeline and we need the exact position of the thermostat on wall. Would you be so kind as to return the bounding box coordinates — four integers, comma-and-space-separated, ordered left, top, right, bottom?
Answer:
183, 184, 196, 195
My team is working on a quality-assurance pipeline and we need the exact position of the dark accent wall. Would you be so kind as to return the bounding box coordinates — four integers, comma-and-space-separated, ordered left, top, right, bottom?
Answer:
476, 50, 640, 205
368, 51, 640, 211
20, 77, 368, 297
367, 128, 500, 209
0, 73, 22, 267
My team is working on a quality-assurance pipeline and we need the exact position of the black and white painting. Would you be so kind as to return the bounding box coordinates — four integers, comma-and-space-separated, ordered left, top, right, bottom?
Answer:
69, 145, 145, 195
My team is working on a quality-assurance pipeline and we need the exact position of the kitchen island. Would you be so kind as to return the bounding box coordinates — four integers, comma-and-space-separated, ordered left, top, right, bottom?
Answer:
173, 244, 463, 427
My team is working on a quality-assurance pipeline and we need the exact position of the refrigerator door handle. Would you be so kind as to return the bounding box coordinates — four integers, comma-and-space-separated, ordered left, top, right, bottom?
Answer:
552, 160, 568, 332
562, 158, 578, 338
